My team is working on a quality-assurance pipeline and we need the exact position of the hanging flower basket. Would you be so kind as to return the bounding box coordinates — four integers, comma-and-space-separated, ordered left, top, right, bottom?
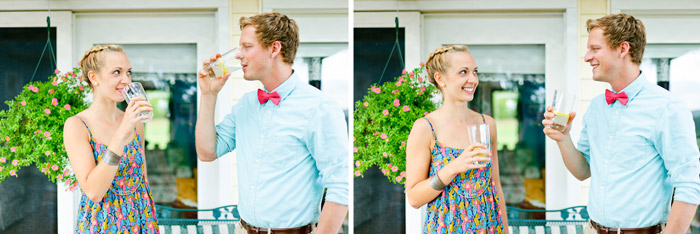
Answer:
0, 67, 90, 191
353, 64, 439, 184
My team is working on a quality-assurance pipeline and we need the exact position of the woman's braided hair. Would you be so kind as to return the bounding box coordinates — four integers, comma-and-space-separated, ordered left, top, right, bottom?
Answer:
425, 45, 470, 91
79, 45, 124, 86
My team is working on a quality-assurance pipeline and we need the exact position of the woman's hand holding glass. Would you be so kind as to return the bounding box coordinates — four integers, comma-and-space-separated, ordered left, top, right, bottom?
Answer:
445, 143, 492, 175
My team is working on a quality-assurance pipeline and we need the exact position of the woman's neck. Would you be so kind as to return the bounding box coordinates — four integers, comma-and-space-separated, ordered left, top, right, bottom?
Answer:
86, 95, 122, 122
439, 98, 477, 124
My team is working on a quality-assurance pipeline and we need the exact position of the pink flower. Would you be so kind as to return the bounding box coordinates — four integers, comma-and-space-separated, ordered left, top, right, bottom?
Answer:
51, 98, 58, 106
57, 174, 63, 180
382, 169, 388, 175
363, 102, 369, 107
380, 133, 388, 139
401, 141, 406, 146
54, 68, 60, 74
32, 87, 38, 92
355, 171, 361, 177
355, 160, 361, 167
353, 147, 358, 153
52, 80, 58, 86
49, 89, 55, 94
402, 105, 410, 112
395, 81, 402, 87
418, 77, 424, 83
424, 112, 429, 116
41, 168, 48, 173
63, 169, 69, 176
352, 137, 356, 142
0, 157, 5, 163
28, 85, 34, 90
51, 165, 58, 171
373, 87, 381, 94
382, 152, 388, 157
392, 90, 399, 95
79, 86, 84, 91
64, 104, 71, 110
400, 171, 406, 177
395, 176, 402, 182
0, 166, 3, 171
420, 61, 425, 66
12, 160, 19, 166
44, 108, 51, 114
10, 147, 15, 152
420, 86, 426, 92
4, 136, 9, 141
20, 100, 26, 106
409, 72, 415, 79
382, 110, 389, 116
373, 132, 379, 136
45, 151, 51, 156
402, 69, 407, 74
393, 99, 400, 107
44, 131, 51, 137
392, 166, 398, 172
9, 170, 16, 177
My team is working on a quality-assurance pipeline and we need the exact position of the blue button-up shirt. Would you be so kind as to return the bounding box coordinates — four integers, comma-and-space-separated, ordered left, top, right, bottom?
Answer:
215, 73, 348, 228
578, 73, 700, 228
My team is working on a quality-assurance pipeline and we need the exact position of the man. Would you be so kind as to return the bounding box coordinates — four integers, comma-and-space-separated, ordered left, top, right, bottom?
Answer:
543, 13, 700, 233
195, 12, 348, 234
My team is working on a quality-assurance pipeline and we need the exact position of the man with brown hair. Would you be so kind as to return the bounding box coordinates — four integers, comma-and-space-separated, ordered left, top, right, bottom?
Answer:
195, 12, 348, 233
543, 13, 700, 233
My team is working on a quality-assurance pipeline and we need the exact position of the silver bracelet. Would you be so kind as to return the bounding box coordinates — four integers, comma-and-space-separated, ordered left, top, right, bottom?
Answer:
429, 174, 447, 191
102, 150, 122, 166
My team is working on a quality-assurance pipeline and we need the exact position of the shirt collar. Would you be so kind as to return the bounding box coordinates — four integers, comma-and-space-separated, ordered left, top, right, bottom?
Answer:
262, 71, 298, 104
611, 71, 647, 104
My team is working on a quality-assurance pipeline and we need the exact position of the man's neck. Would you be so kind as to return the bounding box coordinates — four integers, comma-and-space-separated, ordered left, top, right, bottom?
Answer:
260, 64, 294, 92
609, 63, 641, 93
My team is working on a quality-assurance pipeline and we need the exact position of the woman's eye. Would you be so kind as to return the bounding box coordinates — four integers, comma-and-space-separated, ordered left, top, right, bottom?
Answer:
127, 71, 132, 76
460, 70, 467, 74
112, 70, 120, 75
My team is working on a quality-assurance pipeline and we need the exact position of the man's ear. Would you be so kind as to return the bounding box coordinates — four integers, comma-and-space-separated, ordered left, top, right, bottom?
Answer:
619, 41, 631, 60
270, 41, 283, 59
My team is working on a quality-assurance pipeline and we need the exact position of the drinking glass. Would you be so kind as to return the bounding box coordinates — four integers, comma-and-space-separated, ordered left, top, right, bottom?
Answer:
467, 123, 491, 165
550, 89, 576, 132
122, 82, 153, 123
204, 47, 242, 79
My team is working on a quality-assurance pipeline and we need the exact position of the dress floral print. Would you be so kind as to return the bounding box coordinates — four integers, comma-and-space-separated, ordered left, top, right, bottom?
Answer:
75, 118, 158, 233
423, 117, 503, 234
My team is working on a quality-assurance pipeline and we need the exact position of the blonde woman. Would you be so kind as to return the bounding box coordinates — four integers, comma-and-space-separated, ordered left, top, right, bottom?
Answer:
405, 45, 509, 234
63, 45, 158, 233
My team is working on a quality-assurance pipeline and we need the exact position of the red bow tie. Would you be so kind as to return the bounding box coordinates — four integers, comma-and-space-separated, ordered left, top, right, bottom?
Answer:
605, 89, 628, 106
257, 89, 281, 105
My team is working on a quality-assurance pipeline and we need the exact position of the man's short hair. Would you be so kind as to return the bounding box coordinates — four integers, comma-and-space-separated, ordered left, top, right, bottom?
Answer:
240, 12, 300, 65
586, 13, 647, 65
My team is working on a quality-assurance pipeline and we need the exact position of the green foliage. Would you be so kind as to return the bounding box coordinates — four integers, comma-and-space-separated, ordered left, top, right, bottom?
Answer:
0, 67, 90, 190
353, 65, 439, 184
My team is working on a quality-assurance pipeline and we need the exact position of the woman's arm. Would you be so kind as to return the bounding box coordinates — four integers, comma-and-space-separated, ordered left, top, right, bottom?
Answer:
485, 115, 509, 233
405, 118, 491, 208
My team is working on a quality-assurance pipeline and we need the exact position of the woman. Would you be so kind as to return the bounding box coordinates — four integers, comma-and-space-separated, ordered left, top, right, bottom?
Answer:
405, 45, 509, 234
64, 45, 158, 233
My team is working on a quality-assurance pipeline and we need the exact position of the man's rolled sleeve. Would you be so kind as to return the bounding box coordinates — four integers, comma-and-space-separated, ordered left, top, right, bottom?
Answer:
306, 102, 348, 206
656, 102, 700, 205
577, 113, 592, 164
215, 110, 237, 158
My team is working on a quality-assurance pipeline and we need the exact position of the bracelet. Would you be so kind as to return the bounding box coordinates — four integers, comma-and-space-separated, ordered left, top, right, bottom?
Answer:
429, 174, 447, 191
102, 149, 122, 166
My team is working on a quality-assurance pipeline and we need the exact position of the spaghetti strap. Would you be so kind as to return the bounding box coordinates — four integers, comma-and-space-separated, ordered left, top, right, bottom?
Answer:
75, 116, 94, 139
422, 117, 438, 141
481, 114, 486, 124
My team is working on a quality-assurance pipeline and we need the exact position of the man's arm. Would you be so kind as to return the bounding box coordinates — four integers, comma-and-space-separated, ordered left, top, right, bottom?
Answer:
542, 107, 591, 180
195, 55, 232, 161
315, 201, 348, 234
665, 201, 697, 234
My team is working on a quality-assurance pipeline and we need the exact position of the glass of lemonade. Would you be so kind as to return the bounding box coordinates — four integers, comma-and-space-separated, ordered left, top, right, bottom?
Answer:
204, 47, 242, 79
550, 89, 576, 132
467, 123, 491, 165
122, 82, 154, 123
